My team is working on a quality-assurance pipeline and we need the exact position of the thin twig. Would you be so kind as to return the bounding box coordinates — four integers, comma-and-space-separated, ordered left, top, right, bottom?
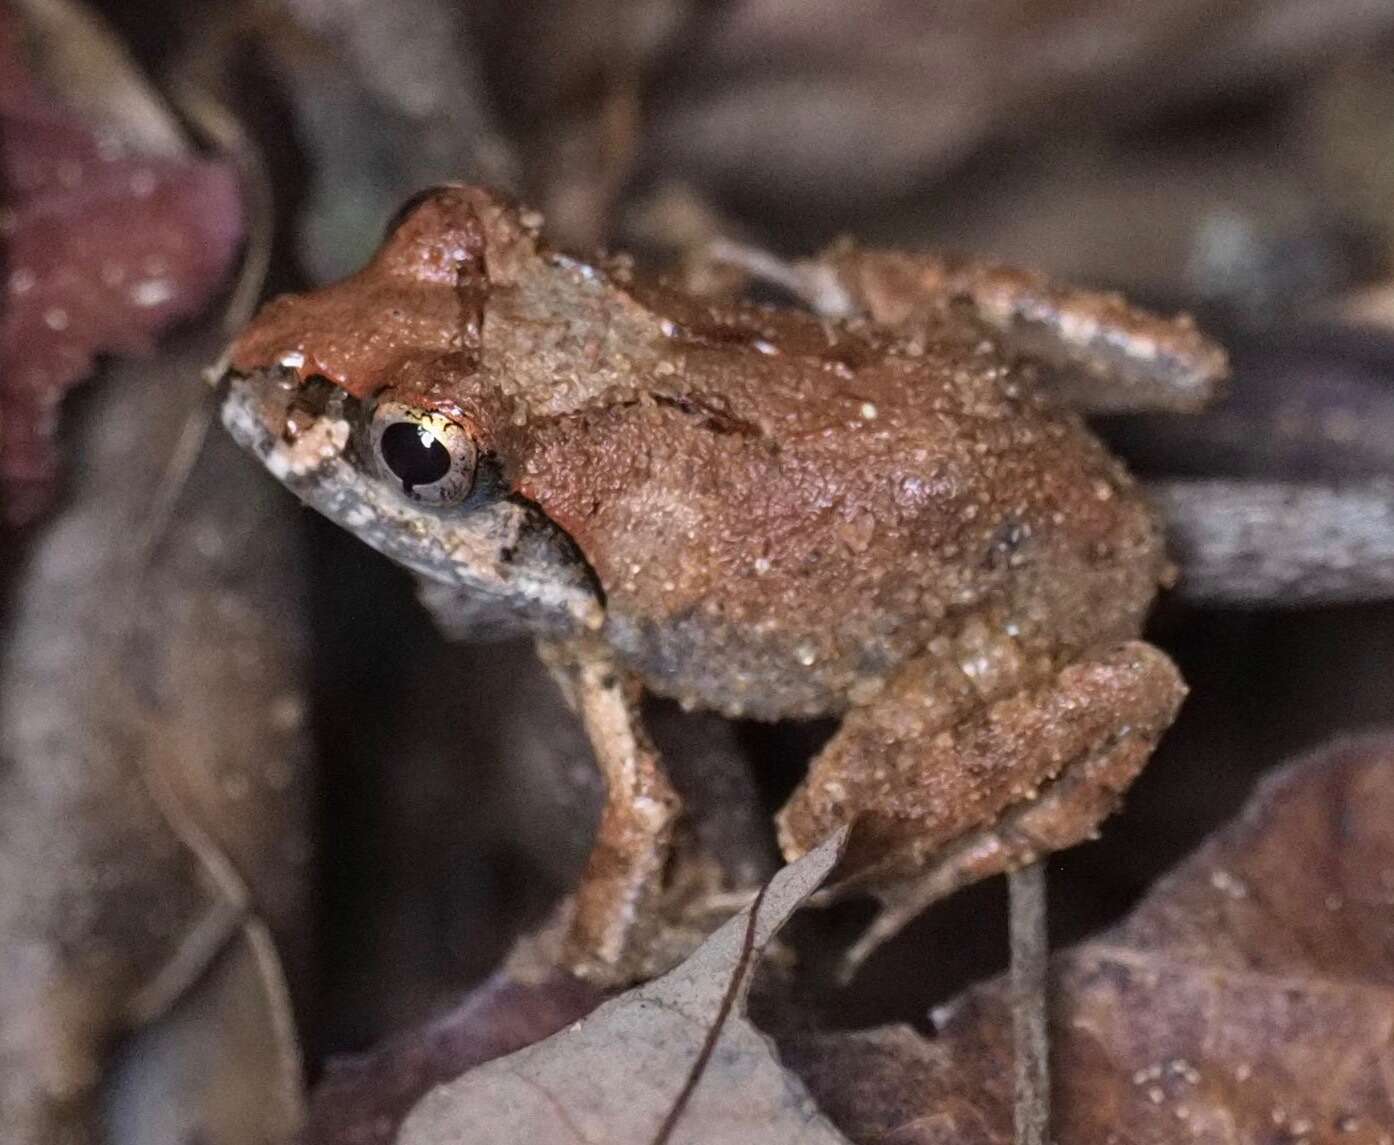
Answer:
170, 76, 275, 335
1151, 479, 1394, 606
129, 78, 275, 570
1009, 863, 1051, 1145
103, 80, 278, 1023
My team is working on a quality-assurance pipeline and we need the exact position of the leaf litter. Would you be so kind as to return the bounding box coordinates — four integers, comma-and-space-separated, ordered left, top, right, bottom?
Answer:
397, 828, 853, 1145
306, 734, 1394, 1144
0, 0, 243, 525
778, 733, 1394, 1144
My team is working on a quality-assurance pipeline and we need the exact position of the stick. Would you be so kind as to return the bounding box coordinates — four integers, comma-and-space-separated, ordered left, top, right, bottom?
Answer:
1009, 862, 1050, 1145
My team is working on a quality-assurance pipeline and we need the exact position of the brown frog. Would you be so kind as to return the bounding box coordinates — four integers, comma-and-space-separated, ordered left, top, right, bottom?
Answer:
220, 185, 1225, 981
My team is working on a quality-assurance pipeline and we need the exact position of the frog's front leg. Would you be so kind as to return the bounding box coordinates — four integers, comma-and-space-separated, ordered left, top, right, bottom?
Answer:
777, 634, 1186, 972
538, 637, 683, 983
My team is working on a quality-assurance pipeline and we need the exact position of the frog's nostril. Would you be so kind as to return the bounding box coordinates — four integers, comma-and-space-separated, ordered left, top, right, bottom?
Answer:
283, 402, 320, 443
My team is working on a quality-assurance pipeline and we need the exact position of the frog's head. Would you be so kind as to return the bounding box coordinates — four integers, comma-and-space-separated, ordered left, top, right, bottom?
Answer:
217, 185, 604, 638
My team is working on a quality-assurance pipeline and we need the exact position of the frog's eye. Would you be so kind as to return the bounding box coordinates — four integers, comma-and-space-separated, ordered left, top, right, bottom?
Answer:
369, 401, 477, 505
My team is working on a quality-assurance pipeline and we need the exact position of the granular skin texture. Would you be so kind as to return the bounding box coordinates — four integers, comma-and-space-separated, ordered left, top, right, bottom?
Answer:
232, 186, 1170, 720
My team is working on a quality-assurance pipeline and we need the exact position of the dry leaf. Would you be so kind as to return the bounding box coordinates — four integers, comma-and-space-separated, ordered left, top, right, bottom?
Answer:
306, 972, 606, 1145
104, 923, 303, 1145
0, 0, 242, 525
300, 703, 782, 1143
0, 330, 310, 1144
398, 830, 852, 1145
779, 733, 1394, 1144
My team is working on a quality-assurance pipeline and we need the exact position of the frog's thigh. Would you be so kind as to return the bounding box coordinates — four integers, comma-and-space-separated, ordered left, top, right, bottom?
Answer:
711, 242, 1224, 413
882, 251, 1226, 414
538, 639, 683, 981
778, 640, 1185, 898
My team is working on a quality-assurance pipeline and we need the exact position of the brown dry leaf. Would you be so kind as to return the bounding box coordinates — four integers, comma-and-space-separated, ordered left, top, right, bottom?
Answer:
398, 829, 852, 1145
780, 733, 1394, 1144
0, 0, 243, 525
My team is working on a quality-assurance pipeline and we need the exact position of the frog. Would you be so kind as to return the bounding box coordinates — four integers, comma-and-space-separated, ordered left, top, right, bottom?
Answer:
218, 184, 1226, 983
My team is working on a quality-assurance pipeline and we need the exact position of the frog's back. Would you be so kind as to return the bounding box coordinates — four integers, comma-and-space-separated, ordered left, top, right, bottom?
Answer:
508, 295, 1168, 719
225, 186, 1167, 719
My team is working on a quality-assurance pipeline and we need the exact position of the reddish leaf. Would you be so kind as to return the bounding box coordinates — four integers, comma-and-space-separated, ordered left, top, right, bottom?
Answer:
0, 4, 242, 525
779, 734, 1394, 1143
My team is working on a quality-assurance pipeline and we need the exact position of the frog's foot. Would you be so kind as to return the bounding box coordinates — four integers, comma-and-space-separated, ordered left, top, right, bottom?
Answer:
540, 639, 684, 985
511, 842, 755, 988
776, 640, 1185, 978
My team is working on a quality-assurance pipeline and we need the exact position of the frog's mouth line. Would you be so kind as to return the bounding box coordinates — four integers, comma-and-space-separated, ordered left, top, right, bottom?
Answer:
219, 372, 604, 637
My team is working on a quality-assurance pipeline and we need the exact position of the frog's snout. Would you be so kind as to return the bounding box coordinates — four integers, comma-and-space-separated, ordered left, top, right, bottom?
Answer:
221, 372, 352, 481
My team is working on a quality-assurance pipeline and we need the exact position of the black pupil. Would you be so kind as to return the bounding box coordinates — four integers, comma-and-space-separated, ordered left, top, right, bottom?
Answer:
381, 421, 451, 490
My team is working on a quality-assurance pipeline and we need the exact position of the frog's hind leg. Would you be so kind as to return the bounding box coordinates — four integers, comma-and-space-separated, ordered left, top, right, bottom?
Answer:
709, 241, 1229, 414
539, 638, 683, 984
780, 638, 1182, 1145
776, 638, 1186, 974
